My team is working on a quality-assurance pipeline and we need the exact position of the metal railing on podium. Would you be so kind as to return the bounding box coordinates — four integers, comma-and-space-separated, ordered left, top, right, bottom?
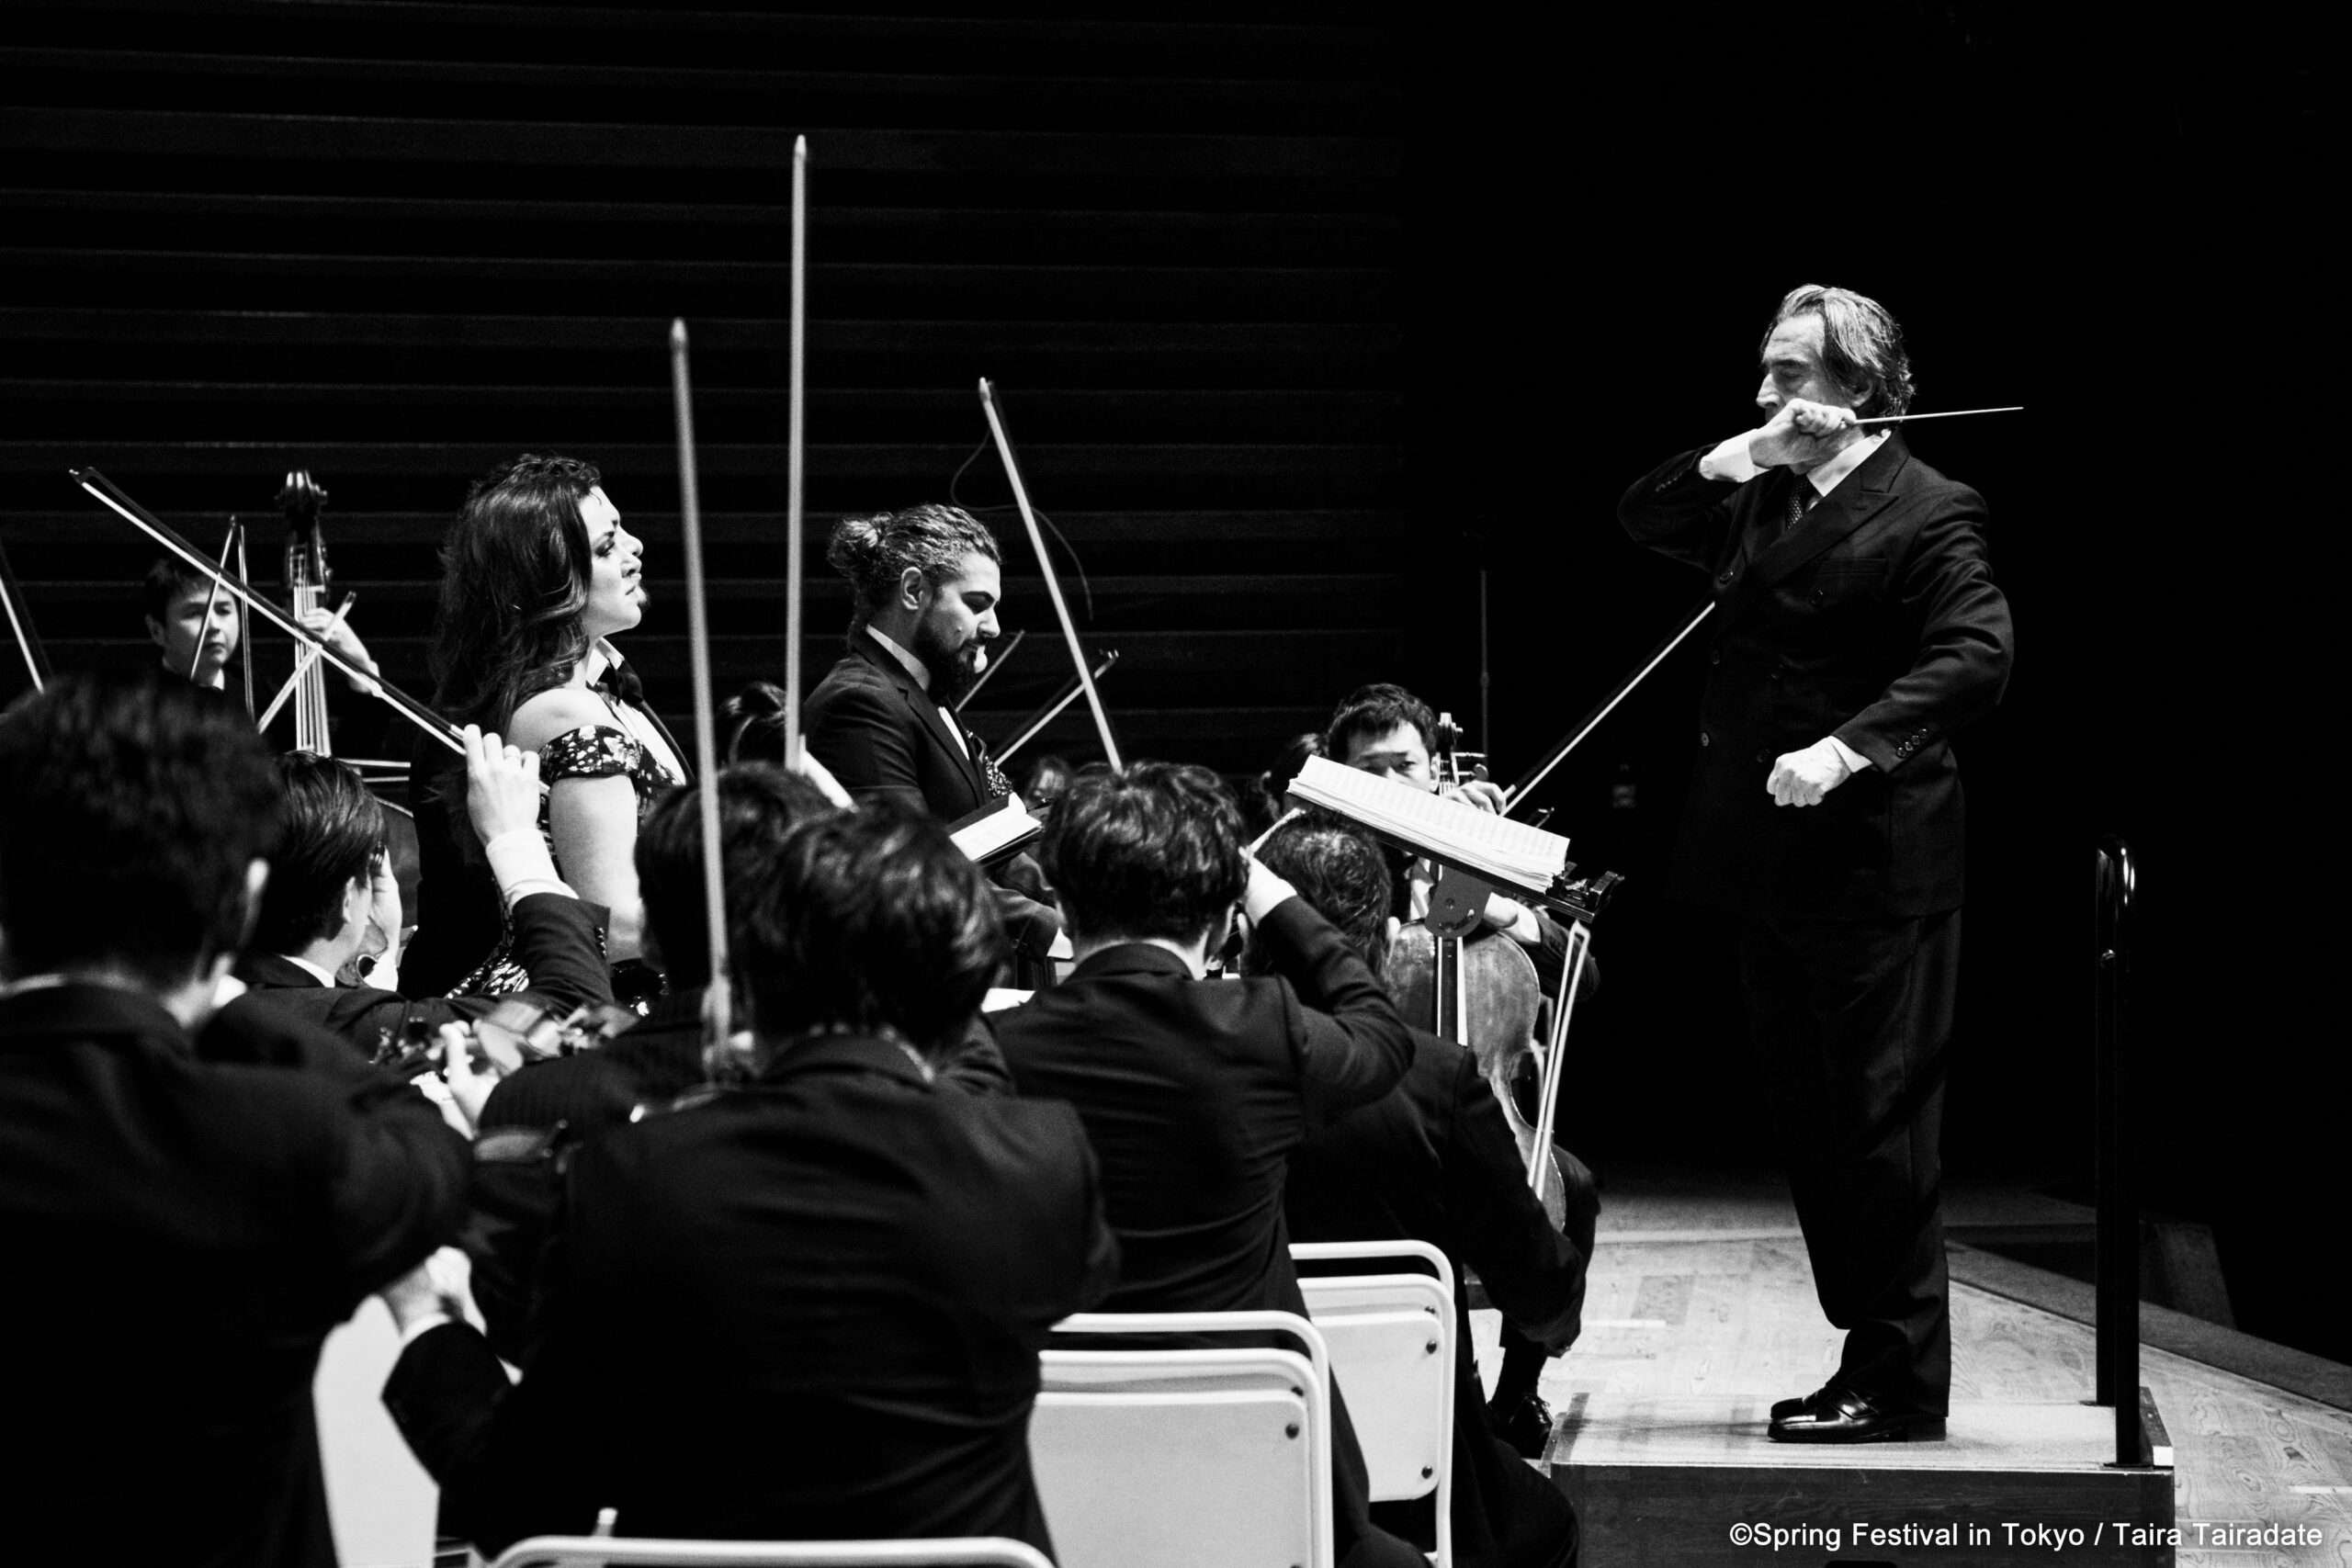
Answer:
2092, 835, 2144, 1468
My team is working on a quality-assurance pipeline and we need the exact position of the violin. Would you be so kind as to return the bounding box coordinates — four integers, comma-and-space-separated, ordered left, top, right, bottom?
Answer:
1382, 712, 1567, 1226
280, 469, 336, 756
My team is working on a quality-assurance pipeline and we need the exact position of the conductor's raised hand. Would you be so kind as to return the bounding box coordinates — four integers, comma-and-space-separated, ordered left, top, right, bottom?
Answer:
1748, 398, 1859, 469
462, 724, 544, 847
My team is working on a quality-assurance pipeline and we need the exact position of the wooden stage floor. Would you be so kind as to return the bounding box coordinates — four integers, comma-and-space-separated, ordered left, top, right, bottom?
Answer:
1467, 1167, 2352, 1567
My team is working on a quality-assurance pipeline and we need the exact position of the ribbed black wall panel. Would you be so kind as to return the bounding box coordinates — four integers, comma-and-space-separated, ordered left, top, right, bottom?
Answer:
0, 1, 1408, 773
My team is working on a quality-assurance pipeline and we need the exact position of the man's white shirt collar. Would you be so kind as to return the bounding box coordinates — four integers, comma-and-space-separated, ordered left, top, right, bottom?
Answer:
865, 625, 930, 692
1802, 430, 1888, 498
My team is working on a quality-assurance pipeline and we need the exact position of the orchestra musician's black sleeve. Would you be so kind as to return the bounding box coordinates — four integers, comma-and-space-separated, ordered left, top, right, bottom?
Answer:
1440, 1049, 1587, 1351
1256, 895, 1414, 1124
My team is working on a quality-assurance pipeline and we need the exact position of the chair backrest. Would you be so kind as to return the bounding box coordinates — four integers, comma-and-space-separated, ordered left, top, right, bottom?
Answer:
312, 1296, 439, 1568
1034, 1310, 1334, 1568
1291, 1239, 1459, 1567
1294, 1274, 1453, 1502
487, 1537, 1053, 1568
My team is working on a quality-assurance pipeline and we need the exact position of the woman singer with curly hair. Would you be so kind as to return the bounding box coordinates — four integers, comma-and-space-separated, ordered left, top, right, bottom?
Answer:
403, 454, 685, 999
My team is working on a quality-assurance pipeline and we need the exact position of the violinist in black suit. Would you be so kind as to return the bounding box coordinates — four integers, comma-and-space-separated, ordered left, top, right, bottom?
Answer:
1262, 815, 1583, 1568
232, 736, 611, 1062
0, 672, 469, 1568
1618, 285, 2014, 1442
989, 762, 1426, 1568
800, 504, 1062, 965
379, 807, 1116, 1557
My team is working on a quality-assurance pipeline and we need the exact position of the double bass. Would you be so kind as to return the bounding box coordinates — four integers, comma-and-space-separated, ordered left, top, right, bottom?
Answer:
1382, 713, 1568, 1226
278, 469, 339, 756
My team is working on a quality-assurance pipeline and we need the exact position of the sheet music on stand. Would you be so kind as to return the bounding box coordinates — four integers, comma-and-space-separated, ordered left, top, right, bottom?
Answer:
1285, 755, 1571, 897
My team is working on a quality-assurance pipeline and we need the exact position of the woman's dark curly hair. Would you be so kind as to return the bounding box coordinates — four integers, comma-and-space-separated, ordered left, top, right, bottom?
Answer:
427, 453, 604, 735
1041, 761, 1249, 946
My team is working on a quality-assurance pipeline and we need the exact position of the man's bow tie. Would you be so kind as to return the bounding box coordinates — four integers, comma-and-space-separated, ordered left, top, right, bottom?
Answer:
590, 659, 646, 707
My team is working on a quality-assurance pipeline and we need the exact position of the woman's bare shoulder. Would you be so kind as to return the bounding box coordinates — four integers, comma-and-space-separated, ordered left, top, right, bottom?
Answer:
504, 685, 609, 750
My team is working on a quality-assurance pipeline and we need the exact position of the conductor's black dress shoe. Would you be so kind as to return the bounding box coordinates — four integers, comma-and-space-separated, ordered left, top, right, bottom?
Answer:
1770, 1384, 1831, 1423
1768, 1385, 1945, 1443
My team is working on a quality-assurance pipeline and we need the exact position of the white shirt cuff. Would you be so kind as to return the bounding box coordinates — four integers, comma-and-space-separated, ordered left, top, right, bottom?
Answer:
1824, 735, 1872, 773
395, 1311, 456, 1352
482, 829, 576, 908
1697, 433, 1762, 483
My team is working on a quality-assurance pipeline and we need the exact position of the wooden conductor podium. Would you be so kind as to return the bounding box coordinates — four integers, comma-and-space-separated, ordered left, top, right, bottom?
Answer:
1549, 841, 2177, 1564
1549, 1392, 2177, 1566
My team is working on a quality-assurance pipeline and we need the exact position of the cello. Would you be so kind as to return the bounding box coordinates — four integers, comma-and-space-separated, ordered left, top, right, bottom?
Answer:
1381, 713, 1568, 1226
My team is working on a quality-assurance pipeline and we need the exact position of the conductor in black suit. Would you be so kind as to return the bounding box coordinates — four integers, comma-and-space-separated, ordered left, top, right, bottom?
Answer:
1619, 285, 2014, 1442
0, 672, 469, 1566
990, 762, 1426, 1568
800, 503, 1063, 965
379, 807, 1117, 1556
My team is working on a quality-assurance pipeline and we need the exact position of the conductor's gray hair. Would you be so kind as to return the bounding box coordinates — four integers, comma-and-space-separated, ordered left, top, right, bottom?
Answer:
1764, 285, 1916, 420
824, 504, 1001, 634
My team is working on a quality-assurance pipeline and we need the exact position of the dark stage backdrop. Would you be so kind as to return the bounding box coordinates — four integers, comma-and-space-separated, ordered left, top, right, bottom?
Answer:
1408, 6, 2334, 1360
0, 0, 1416, 775
1, 5, 2335, 1359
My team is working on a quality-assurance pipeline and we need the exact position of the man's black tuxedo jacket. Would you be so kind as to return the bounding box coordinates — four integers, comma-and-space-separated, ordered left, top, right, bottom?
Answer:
461, 991, 1020, 1363
991, 897, 1414, 1316
0, 983, 470, 1567
383, 1032, 1117, 1556
230, 891, 612, 1060
1285, 1027, 1587, 1565
801, 638, 1060, 959
1619, 434, 2013, 917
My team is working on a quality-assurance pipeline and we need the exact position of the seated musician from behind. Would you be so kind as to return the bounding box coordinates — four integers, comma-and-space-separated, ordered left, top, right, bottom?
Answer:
1260, 815, 1585, 1568
801, 505, 1063, 970
230, 729, 611, 1062
989, 762, 1427, 1568
379, 808, 1117, 1557
1328, 682, 1593, 999
0, 671, 469, 1566
408, 455, 684, 999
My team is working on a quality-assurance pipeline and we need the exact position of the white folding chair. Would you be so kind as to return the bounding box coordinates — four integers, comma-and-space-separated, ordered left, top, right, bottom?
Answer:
1033, 1309, 1334, 1568
312, 1296, 439, 1568
487, 1538, 1052, 1567
1293, 1241, 1458, 1568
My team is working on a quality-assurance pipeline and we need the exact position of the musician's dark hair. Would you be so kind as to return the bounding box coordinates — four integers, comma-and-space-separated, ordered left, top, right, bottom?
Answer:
635, 763, 838, 988
0, 671, 281, 990
722, 681, 797, 766
1021, 753, 1075, 806
1256, 730, 1324, 829
1324, 683, 1435, 765
1251, 812, 1392, 979
740, 807, 1003, 1056
1042, 761, 1249, 946
825, 504, 1000, 637
141, 555, 213, 624
252, 753, 388, 957
1765, 284, 1915, 420
427, 453, 605, 735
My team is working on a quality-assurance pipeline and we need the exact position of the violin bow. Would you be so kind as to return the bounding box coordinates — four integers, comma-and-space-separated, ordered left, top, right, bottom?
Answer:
954, 626, 1023, 713
232, 518, 256, 715
0, 534, 53, 694
977, 378, 1123, 769
187, 522, 238, 683
255, 591, 357, 733
996, 648, 1119, 766
781, 135, 808, 770
70, 468, 466, 753
671, 320, 737, 1070
1502, 597, 1716, 814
